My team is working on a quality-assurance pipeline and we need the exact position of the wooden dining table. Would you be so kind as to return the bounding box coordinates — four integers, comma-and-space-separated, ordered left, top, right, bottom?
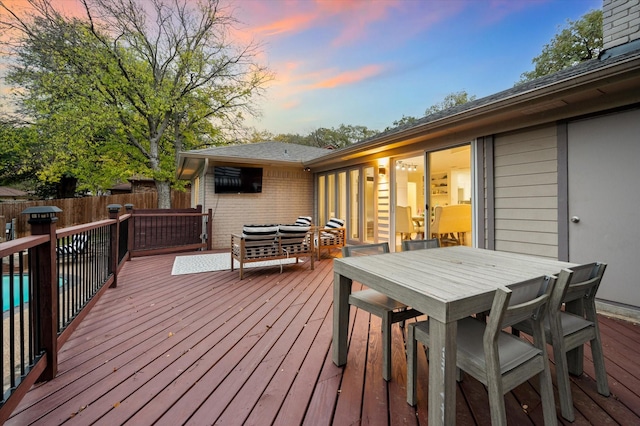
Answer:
332, 245, 576, 425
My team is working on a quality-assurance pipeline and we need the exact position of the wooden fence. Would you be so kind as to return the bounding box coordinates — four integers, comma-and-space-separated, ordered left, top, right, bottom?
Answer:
0, 191, 191, 239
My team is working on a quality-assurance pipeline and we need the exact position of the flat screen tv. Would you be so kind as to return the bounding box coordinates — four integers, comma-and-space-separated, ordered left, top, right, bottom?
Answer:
214, 166, 263, 194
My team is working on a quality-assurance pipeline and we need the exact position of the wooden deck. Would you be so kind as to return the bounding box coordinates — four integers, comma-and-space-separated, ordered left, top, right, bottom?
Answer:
7, 251, 640, 425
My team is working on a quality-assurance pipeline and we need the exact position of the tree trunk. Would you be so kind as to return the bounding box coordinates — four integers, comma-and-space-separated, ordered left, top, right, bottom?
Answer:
156, 180, 172, 209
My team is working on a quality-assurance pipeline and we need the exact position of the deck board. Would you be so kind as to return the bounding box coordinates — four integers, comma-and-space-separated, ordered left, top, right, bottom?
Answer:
6, 251, 640, 425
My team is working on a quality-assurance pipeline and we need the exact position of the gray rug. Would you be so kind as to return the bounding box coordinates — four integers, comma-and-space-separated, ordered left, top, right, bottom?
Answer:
171, 252, 297, 276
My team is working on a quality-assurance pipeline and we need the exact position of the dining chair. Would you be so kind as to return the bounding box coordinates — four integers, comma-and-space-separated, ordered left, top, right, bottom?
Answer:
430, 204, 472, 246
401, 238, 440, 251
396, 206, 424, 240
512, 262, 609, 421
408, 272, 565, 426
342, 243, 423, 381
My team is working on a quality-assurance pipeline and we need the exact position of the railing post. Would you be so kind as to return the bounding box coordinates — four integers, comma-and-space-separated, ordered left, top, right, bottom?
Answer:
108, 204, 121, 288
125, 203, 134, 256
207, 209, 213, 251
22, 206, 62, 381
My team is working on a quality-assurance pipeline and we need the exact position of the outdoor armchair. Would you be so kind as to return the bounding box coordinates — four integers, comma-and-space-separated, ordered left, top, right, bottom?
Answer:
343, 242, 424, 381
401, 238, 440, 251
512, 262, 609, 421
56, 234, 89, 259
315, 218, 346, 259
408, 273, 563, 426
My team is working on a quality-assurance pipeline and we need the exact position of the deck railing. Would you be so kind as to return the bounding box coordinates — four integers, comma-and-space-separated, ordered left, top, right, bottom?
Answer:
0, 204, 211, 422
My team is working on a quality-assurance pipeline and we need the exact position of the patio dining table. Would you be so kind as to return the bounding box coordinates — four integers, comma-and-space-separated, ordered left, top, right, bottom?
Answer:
332, 245, 576, 425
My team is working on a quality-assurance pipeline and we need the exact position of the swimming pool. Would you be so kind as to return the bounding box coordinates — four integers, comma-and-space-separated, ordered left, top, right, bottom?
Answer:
2, 275, 65, 312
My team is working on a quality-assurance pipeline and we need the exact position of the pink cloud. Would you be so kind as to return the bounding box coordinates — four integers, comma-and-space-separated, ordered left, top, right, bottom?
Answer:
251, 13, 317, 37
309, 64, 384, 89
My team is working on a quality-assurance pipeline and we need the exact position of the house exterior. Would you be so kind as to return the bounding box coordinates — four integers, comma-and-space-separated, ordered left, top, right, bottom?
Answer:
177, 0, 640, 320
0, 186, 31, 202
177, 142, 329, 249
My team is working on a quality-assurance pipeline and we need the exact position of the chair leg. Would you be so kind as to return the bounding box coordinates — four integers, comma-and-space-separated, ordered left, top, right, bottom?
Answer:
382, 312, 392, 381
538, 360, 558, 426
567, 346, 584, 376
553, 342, 575, 422
486, 374, 507, 426
590, 337, 610, 396
406, 323, 418, 406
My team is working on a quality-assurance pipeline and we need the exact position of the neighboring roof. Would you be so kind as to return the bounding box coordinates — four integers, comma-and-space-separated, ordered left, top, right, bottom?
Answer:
0, 187, 29, 198
178, 142, 330, 179
109, 183, 132, 192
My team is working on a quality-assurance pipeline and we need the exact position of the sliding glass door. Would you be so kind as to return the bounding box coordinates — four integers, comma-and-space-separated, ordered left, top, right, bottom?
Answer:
427, 145, 472, 246
317, 165, 374, 244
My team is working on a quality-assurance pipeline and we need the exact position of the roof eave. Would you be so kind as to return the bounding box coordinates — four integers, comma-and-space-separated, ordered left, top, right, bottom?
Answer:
177, 152, 306, 180
306, 55, 640, 168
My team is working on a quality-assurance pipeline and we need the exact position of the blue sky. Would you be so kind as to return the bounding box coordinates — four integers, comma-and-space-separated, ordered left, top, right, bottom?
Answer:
1, 0, 603, 135
232, 0, 602, 135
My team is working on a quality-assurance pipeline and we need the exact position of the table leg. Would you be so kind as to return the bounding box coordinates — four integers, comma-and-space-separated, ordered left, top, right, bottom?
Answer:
428, 318, 457, 426
332, 272, 352, 366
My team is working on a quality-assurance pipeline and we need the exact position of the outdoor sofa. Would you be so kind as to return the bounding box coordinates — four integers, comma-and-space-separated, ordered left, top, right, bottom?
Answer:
230, 221, 314, 279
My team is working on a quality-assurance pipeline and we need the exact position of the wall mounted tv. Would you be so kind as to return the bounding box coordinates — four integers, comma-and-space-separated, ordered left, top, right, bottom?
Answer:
214, 166, 263, 194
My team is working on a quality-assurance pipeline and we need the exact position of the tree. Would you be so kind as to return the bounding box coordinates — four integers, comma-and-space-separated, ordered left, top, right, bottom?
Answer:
384, 91, 476, 132
0, 0, 272, 207
424, 91, 476, 116
519, 10, 603, 83
247, 124, 377, 149
0, 120, 39, 185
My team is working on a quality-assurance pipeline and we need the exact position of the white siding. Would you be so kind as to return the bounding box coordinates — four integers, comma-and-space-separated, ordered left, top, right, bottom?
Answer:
493, 126, 558, 258
377, 179, 390, 244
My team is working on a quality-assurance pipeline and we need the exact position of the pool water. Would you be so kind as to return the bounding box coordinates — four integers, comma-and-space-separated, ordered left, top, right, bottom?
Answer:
2, 275, 65, 312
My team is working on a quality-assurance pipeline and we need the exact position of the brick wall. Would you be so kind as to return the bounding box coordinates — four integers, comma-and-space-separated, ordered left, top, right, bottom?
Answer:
603, 0, 640, 50
205, 166, 314, 249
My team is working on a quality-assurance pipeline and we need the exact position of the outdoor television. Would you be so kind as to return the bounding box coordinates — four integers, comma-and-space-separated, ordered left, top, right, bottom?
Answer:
214, 166, 263, 194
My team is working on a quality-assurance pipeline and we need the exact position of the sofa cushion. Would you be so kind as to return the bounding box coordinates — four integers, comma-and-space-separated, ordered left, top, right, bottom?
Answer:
242, 224, 279, 240
279, 224, 310, 245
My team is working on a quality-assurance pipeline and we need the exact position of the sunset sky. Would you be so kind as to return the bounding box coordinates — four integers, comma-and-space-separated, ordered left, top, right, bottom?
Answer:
1, 0, 603, 135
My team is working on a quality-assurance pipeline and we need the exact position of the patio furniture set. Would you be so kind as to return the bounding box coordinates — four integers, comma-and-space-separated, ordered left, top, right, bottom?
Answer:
333, 244, 610, 425
230, 216, 345, 279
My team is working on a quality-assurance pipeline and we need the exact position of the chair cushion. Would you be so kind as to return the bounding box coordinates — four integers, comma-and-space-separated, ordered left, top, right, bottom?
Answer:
456, 317, 541, 375
294, 216, 312, 226
557, 311, 594, 337
349, 288, 407, 311
325, 218, 345, 229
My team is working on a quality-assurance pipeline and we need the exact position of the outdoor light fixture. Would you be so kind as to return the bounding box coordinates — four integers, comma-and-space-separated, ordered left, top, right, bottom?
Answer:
396, 161, 418, 172
21, 206, 62, 223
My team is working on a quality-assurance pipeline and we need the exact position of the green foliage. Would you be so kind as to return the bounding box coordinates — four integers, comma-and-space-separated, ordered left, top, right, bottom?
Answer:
0, 121, 39, 185
0, 0, 271, 206
519, 10, 603, 83
384, 91, 476, 132
424, 91, 477, 116
249, 124, 377, 149
383, 115, 418, 132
